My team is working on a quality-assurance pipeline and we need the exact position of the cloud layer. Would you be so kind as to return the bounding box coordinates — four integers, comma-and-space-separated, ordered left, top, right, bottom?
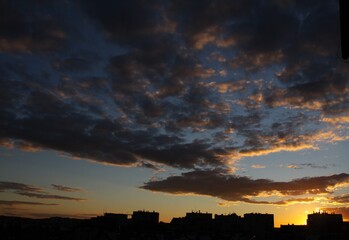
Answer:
0, 0, 348, 206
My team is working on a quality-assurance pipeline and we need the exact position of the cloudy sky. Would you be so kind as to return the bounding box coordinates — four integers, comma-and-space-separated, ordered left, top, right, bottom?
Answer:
1, 0, 349, 226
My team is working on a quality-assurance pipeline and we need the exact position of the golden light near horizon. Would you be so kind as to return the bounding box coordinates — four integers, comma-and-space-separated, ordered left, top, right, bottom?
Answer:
1, 0, 349, 229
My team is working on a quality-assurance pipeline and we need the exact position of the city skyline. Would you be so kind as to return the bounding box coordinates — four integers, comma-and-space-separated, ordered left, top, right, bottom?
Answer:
0, 208, 346, 226
1, 209, 347, 240
1, 0, 349, 228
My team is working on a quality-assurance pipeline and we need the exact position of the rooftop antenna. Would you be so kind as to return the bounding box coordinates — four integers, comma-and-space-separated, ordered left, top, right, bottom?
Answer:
103, 208, 108, 215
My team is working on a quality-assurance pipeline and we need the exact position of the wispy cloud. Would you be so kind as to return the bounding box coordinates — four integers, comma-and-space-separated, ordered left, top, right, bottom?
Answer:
287, 165, 302, 170
25, 212, 97, 219
287, 163, 337, 170
0, 181, 43, 193
51, 184, 83, 193
330, 194, 349, 204
15, 191, 85, 201
1, 181, 86, 202
251, 164, 266, 169
0, 200, 58, 206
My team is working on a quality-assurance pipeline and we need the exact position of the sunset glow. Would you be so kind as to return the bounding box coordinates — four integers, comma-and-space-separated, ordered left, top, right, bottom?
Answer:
1, 0, 349, 227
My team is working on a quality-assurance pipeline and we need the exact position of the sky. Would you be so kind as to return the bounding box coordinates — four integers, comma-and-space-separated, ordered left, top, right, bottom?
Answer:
0, 0, 349, 227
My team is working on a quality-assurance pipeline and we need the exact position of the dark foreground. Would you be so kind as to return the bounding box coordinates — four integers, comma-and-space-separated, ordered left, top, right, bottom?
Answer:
1, 213, 348, 240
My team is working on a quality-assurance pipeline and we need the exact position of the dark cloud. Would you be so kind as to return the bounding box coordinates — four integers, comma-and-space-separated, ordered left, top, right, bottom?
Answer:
52, 58, 92, 73
169, 0, 254, 50
0, 77, 229, 169
1, 181, 86, 202
51, 184, 83, 193
239, 197, 317, 206
265, 76, 349, 113
0, 0, 67, 53
80, 0, 175, 46
141, 170, 349, 203
233, 113, 322, 157
0, 200, 58, 206
0, 0, 348, 174
15, 191, 85, 201
135, 141, 227, 169
330, 194, 349, 204
0, 181, 43, 193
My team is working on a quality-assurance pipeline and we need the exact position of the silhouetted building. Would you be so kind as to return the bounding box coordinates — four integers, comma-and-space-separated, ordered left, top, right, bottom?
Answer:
185, 211, 213, 229
244, 213, 274, 240
214, 213, 243, 234
103, 213, 128, 221
185, 211, 212, 222
170, 217, 182, 225
88, 213, 128, 231
306, 211, 344, 239
131, 210, 159, 224
170, 211, 213, 234
307, 211, 343, 231
279, 224, 307, 240
244, 213, 274, 230
214, 213, 239, 220
343, 222, 349, 236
